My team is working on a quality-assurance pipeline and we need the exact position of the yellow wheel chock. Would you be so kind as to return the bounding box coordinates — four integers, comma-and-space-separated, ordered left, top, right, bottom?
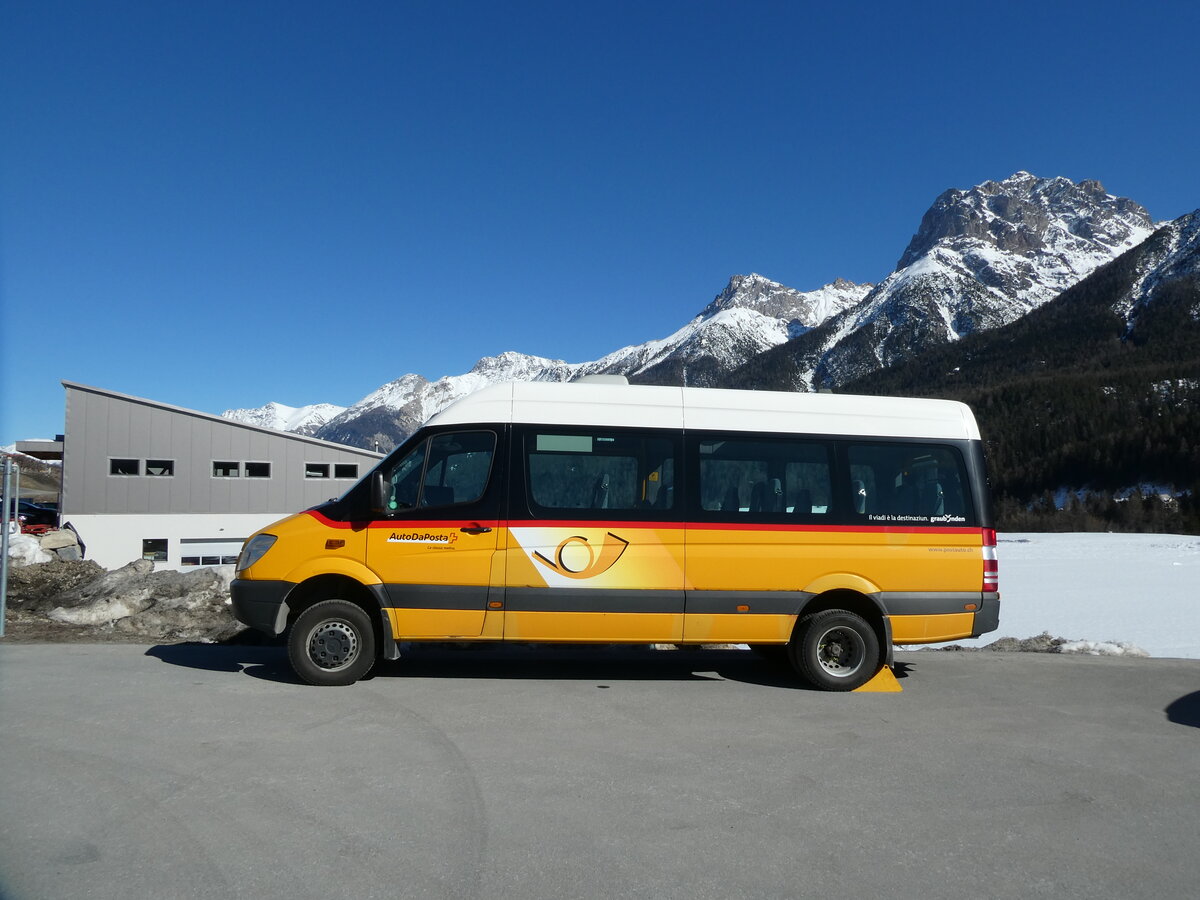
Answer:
853, 665, 903, 692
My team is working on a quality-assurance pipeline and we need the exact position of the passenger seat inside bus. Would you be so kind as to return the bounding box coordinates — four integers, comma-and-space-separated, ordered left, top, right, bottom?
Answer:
917, 480, 945, 516
750, 479, 784, 513
592, 473, 610, 509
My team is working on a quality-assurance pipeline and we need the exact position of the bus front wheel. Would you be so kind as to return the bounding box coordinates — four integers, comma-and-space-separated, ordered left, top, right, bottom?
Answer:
288, 599, 377, 686
789, 609, 880, 692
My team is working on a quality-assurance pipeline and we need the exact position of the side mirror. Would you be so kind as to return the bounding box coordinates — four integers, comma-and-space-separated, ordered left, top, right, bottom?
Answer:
370, 471, 389, 516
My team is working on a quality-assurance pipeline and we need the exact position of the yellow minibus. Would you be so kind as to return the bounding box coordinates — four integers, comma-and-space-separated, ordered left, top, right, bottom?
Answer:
232, 380, 999, 690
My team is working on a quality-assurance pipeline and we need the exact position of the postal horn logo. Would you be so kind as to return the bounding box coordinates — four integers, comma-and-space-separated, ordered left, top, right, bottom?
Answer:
533, 532, 629, 580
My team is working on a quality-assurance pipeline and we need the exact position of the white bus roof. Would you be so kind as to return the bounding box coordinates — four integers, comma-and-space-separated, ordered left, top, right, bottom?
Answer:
426, 382, 981, 442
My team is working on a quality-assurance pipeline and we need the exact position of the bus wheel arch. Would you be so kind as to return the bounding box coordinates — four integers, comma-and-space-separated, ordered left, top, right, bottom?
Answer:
790, 591, 889, 691
284, 575, 390, 684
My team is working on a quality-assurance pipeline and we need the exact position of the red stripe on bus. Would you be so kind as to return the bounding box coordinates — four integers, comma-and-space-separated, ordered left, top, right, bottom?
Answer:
308, 510, 984, 537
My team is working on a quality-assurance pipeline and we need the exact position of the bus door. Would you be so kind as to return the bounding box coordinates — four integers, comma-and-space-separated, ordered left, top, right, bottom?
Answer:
367, 430, 502, 638
504, 428, 685, 642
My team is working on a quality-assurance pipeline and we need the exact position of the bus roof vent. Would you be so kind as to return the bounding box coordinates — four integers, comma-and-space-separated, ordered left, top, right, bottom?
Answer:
572, 374, 630, 385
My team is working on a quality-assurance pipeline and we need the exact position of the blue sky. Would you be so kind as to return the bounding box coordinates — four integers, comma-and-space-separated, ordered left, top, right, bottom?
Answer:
3, 0, 1198, 444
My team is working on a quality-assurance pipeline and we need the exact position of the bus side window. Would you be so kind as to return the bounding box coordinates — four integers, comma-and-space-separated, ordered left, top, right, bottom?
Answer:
421, 432, 496, 508
526, 431, 675, 516
698, 438, 832, 519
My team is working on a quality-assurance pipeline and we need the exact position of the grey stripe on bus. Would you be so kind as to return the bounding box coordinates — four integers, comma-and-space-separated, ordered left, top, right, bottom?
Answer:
382, 587, 989, 619
504, 588, 685, 614
383, 583, 491, 610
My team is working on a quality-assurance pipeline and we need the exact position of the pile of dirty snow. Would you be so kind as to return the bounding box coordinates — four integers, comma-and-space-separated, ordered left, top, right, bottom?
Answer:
4, 557, 243, 643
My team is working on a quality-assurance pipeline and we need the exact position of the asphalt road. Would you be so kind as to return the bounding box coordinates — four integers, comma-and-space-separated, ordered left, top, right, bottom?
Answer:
0, 643, 1197, 900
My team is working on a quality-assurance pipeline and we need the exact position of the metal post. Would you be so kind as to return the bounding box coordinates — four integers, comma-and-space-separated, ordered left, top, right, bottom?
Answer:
1, 457, 14, 637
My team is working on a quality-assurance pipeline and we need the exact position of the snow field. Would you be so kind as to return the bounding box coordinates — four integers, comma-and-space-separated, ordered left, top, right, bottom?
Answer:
919, 532, 1200, 659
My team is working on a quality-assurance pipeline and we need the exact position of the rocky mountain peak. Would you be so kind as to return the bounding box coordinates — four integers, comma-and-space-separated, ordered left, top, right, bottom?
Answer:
742, 173, 1162, 395
467, 350, 566, 379
700, 273, 871, 327
898, 172, 1154, 270
703, 273, 802, 316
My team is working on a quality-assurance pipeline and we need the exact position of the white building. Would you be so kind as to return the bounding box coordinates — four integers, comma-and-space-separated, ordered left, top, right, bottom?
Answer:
60, 381, 382, 571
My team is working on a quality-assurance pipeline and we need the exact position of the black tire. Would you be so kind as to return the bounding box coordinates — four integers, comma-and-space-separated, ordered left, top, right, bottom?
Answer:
287, 599, 377, 686
788, 609, 880, 692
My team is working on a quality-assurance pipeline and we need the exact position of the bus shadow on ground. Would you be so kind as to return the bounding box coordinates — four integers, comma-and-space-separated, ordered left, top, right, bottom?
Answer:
145, 643, 300, 682
378, 645, 818, 689
145, 642, 882, 691
1165, 690, 1200, 728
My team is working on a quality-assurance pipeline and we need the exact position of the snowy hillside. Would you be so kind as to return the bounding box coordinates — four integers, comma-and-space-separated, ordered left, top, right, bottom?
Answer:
1118, 209, 1200, 326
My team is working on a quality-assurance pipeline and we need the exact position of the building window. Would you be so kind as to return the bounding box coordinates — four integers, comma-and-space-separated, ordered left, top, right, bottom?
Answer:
245, 462, 271, 478
213, 461, 240, 478
110, 458, 139, 476
334, 463, 358, 479
305, 463, 330, 479
142, 538, 168, 562
181, 554, 237, 566
145, 459, 175, 476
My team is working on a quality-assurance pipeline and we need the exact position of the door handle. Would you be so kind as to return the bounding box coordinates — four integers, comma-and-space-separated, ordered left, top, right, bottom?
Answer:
460, 524, 493, 535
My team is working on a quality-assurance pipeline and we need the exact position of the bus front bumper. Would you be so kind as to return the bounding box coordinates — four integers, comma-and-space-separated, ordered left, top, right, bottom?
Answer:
231, 578, 294, 636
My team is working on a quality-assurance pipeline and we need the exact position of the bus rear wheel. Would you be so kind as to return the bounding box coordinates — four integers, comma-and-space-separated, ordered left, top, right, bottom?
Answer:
288, 599, 376, 686
789, 609, 880, 692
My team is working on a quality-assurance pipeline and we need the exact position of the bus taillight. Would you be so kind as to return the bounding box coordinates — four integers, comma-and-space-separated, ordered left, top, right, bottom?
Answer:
982, 527, 998, 592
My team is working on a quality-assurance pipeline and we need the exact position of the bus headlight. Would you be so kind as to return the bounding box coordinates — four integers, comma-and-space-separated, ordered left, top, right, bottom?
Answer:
237, 534, 277, 572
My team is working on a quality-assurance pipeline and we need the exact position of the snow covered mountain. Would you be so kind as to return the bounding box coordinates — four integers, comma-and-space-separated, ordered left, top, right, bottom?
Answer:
236, 173, 1167, 451
310, 274, 869, 450
581, 274, 870, 387
314, 353, 577, 451
221, 401, 346, 435
735, 173, 1157, 391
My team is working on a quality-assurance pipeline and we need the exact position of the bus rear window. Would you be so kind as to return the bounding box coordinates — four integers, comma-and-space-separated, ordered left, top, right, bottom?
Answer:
847, 443, 974, 525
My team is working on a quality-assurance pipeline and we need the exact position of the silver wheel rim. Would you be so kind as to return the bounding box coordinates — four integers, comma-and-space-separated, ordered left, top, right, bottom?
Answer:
307, 620, 360, 671
814, 625, 865, 678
